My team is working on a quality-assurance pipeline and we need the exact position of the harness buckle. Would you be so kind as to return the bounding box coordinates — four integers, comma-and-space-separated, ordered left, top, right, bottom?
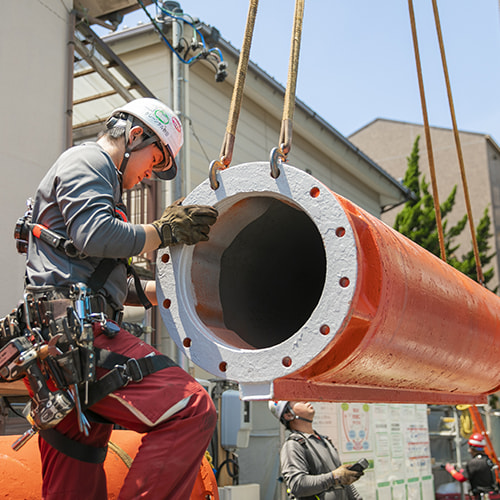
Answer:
126, 358, 144, 383
114, 358, 143, 386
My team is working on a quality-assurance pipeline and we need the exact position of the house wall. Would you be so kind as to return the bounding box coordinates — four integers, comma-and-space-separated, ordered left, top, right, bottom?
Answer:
0, 1, 73, 312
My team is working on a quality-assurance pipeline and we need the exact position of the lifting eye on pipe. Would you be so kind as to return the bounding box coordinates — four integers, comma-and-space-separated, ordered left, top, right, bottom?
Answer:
157, 161, 500, 404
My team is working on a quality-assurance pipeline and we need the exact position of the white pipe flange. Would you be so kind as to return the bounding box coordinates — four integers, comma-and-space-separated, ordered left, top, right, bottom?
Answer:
156, 161, 357, 399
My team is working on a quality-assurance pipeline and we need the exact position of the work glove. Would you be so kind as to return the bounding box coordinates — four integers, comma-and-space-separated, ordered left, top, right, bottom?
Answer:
332, 464, 363, 486
445, 463, 455, 474
152, 201, 218, 247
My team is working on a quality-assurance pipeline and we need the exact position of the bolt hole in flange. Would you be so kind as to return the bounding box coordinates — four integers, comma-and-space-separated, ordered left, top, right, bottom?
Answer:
192, 196, 327, 349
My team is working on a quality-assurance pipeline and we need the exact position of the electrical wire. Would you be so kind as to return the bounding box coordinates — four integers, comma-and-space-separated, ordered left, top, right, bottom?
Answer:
216, 450, 240, 485
136, 0, 224, 67
2, 397, 26, 419
187, 117, 212, 163
155, 1, 224, 62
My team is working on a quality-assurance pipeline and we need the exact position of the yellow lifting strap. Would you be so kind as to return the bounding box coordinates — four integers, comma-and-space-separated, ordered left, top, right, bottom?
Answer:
210, 0, 259, 190
431, 0, 484, 285
408, 0, 447, 262
210, 0, 306, 188
408, 0, 484, 284
270, 0, 305, 178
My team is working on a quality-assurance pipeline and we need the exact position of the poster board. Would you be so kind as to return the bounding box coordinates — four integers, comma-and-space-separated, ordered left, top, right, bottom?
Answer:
314, 402, 434, 499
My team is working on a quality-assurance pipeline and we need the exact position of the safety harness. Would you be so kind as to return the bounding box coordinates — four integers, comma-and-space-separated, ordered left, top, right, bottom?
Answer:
0, 199, 173, 462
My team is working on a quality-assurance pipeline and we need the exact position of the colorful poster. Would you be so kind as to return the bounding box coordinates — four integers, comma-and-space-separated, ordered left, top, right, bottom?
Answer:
339, 402, 371, 453
312, 402, 434, 498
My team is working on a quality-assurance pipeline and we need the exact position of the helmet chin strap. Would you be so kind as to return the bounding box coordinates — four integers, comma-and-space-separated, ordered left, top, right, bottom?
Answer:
119, 115, 135, 178
290, 409, 313, 423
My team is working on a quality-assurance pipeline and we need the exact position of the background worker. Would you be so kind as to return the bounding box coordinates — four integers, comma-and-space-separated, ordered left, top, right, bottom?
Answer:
269, 400, 363, 500
444, 432, 499, 499
22, 97, 218, 500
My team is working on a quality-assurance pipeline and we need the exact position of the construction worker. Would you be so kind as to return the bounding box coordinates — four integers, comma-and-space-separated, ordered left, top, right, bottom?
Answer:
269, 400, 363, 500
445, 432, 499, 499
21, 97, 218, 499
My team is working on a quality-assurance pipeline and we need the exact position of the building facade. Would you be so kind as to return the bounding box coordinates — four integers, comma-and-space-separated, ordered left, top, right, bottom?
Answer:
350, 118, 500, 291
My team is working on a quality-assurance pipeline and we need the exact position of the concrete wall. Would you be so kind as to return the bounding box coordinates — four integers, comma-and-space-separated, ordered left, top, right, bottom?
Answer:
1, 1, 72, 312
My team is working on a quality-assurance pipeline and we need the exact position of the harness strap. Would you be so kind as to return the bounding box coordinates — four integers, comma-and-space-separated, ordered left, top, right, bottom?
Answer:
82, 348, 178, 410
127, 264, 153, 310
87, 258, 120, 293
39, 428, 108, 464
39, 349, 177, 463
288, 431, 343, 493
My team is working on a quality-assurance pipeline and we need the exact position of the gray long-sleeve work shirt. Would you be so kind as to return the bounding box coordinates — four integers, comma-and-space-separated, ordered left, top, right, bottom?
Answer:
26, 142, 146, 307
280, 431, 362, 500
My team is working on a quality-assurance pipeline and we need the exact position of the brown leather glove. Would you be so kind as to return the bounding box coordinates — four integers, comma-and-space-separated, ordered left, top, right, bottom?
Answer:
332, 464, 362, 486
152, 203, 218, 247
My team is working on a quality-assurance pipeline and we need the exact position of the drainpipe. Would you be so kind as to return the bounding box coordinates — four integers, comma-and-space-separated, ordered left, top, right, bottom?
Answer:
171, 3, 184, 202
167, 2, 189, 371
66, 10, 76, 149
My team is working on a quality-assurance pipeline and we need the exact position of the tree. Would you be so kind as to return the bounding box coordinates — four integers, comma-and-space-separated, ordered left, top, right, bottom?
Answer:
393, 136, 496, 290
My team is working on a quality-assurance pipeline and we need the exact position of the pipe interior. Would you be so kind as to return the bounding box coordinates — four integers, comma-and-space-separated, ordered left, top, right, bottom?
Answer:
192, 196, 327, 349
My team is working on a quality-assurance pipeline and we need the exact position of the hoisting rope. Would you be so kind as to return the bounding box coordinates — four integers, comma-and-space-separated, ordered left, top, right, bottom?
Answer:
411, 1, 493, 475
270, 0, 305, 179
209, 0, 259, 190
108, 440, 134, 468
407, 0, 447, 262
408, 0, 485, 285
431, 0, 485, 285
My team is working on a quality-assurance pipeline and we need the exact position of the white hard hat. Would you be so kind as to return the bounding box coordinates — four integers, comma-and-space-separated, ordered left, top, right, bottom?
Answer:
268, 401, 290, 424
110, 98, 183, 180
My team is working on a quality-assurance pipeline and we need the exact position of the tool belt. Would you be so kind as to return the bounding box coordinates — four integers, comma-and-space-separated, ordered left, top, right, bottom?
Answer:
0, 283, 178, 462
24, 284, 123, 329
38, 346, 178, 464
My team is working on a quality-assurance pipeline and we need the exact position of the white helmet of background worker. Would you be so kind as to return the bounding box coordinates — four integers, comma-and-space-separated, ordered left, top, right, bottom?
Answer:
269, 400, 291, 426
107, 97, 183, 180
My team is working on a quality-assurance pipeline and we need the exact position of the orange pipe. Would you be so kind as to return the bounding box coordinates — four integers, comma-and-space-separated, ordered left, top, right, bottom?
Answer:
275, 193, 500, 404
158, 162, 500, 404
0, 430, 218, 499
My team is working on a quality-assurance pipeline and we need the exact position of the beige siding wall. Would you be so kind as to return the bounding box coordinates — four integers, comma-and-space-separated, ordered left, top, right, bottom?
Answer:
486, 140, 500, 268
350, 119, 499, 290
1, 1, 72, 311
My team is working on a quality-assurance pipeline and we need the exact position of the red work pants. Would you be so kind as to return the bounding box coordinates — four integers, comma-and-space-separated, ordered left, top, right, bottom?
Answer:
39, 327, 217, 500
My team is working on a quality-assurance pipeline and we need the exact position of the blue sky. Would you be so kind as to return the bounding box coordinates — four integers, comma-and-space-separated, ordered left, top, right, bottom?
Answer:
116, 1, 500, 143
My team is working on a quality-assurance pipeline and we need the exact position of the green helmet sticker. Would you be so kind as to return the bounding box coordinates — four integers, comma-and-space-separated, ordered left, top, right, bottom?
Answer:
155, 109, 170, 125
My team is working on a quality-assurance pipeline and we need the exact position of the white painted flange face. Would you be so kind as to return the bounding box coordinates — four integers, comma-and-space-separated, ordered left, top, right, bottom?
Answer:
156, 162, 357, 399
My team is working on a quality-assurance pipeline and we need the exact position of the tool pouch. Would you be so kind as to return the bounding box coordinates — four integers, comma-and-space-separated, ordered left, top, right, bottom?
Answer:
44, 344, 96, 391
44, 350, 82, 390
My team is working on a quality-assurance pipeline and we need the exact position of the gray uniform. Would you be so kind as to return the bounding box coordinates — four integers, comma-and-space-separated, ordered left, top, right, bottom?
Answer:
280, 431, 362, 500
26, 142, 145, 307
